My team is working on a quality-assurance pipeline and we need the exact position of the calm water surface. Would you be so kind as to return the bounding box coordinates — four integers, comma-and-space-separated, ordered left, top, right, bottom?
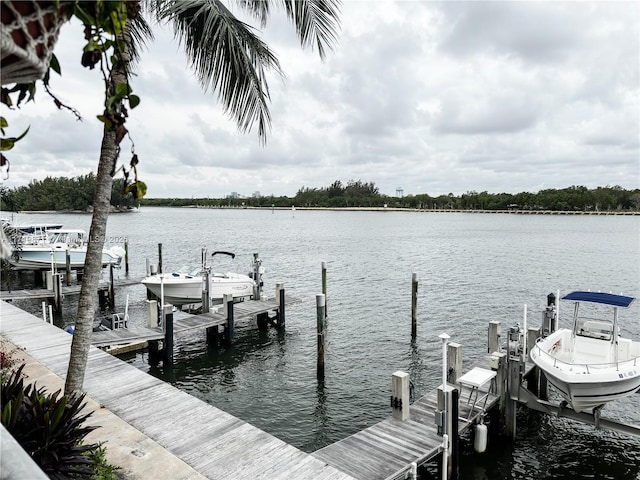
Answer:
7, 208, 640, 479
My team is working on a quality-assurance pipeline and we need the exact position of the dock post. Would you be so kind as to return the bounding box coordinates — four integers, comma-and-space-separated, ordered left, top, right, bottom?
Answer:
146, 299, 158, 327
317, 294, 326, 381
158, 243, 163, 274
505, 325, 524, 440
411, 273, 418, 339
321, 262, 327, 317
542, 293, 557, 336
391, 371, 410, 421
277, 283, 285, 328
65, 250, 71, 286
52, 273, 63, 316
206, 325, 220, 347
163, 304, 174, 364
447, 342, 462, 384
202, 270, 210, 314
145, 258, 150, 277
108, 264, 115, 309
224, 293, 234, 344
488, 321, 501, 353
451, 388, 460, 479
526, 326, 542, 397
77, 269, 83, 282
124, 241, 129, 275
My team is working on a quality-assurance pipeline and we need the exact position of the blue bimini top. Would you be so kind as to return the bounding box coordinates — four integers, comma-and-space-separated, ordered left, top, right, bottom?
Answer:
562, 291, 636, 308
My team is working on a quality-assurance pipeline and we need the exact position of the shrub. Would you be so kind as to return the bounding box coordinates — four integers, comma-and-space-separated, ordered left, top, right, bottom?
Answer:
1, 364, 99, 479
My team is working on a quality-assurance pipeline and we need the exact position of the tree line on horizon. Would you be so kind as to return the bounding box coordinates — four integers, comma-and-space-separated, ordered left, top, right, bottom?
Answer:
2, 176, 638, 213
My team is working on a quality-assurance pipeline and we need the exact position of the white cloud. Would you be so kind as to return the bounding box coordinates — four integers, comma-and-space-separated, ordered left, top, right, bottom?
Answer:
2, 1, 638, 198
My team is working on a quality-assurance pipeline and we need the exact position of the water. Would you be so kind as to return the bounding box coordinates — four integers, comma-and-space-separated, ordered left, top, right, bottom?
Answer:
5, 208, 640, 479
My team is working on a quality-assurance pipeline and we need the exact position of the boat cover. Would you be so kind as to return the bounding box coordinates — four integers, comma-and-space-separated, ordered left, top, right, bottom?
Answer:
562, 291, 635, 308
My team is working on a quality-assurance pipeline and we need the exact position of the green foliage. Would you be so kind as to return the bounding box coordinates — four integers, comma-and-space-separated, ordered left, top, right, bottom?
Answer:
1, 364, 99, 479
0, 173, 139, 212
90, 444, 121, 480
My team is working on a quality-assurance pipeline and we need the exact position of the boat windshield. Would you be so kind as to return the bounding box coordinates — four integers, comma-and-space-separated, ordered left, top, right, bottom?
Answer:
47, 230, 85, 246
176, 265, 202, 276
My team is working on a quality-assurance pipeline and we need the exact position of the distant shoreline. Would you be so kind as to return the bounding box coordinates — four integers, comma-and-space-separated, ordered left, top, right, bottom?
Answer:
10, 206, 639, 215
137, 205, 640, 215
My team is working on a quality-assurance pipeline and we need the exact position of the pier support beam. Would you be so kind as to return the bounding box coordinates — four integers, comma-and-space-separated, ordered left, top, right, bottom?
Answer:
108, 264, 115, 309
65, 250, 71, 286
52, 273, 62, 316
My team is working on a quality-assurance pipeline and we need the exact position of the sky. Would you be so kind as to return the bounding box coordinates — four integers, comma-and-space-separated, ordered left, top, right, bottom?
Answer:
2, 1, 639, 199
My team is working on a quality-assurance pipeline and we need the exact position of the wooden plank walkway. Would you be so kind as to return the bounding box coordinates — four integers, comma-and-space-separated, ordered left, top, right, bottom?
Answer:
313, 381, 498, 480
0, 301, 355, 480
91, 298, 284, 347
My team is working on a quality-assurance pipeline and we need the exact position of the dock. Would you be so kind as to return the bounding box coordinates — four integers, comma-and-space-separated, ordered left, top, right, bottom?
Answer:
91, 298, 284, 348
0, 300, 355, 480
0, 276, 142, 301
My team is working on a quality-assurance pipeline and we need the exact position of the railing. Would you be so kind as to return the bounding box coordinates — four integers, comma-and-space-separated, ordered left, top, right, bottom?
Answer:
533, 339, 640, 374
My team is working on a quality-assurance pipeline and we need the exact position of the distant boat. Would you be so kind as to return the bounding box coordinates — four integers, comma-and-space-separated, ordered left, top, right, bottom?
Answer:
530, 291, 640, 413
7, 228, 124, 270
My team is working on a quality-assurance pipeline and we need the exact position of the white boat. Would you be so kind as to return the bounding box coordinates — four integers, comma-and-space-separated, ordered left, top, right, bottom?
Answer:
141, 251, 259, 307
7, 228, 124, 270
530, 291, 640, 413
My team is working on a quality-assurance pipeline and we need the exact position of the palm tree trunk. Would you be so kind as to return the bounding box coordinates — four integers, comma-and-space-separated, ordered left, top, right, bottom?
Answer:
64, 129, 117, 395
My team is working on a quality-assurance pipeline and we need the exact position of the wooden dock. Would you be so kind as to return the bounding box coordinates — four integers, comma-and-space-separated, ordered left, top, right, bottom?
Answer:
0, 300, 355, 480
0, 276, 142, 301
313, 386, 497, 480
91, 297, 285, 347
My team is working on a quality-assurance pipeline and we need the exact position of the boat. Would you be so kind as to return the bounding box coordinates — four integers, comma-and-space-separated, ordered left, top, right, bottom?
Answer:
6, 228, 124, 270
530, 291, 640, 413
141, 251, 259, 307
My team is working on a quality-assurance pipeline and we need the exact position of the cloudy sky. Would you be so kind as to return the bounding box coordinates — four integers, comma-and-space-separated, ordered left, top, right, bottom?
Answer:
3, 1, 639, 198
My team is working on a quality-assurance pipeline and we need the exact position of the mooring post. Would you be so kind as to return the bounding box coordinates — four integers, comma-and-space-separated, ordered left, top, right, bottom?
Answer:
488, 320, 501, 353
411, 273, 418, 338
108, 264, 115, 309
158, 243, 163, 274
447, 342, 463, 384
65, 250, 71, 286
321, 261, 327, 317
201, 270, 210, 314
253, 253, 263, 300
146, 299, 158, 328
391, 371, 410, 421
504, 325, 523, 440
526, 326, 541, 397
124, 241, 129, 275
52, 273, 63, 316
224, 293, 234, 344
76, 269, 83, 283
542, 292, 557, 336
163, 304, 173, 364
145, 258, 150, 277
206, 325, 219, 347
277, 283, 285, 328
317, 294, 326, 381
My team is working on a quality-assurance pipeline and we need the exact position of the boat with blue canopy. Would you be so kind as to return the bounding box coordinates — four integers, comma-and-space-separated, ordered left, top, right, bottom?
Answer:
530, 291, 640, 413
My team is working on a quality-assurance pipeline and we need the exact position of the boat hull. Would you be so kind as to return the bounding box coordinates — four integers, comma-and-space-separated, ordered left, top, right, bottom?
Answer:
530, 330, 640, 412
10, 246, 122, 270
142, 272, 255, 306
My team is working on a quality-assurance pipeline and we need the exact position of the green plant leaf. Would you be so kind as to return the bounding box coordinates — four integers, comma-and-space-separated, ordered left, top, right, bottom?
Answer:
0, 117, 8, 129
115, 83, 131, 97
128, 94, 140, 109
49, 54, 61, 75
135, 181, 147, 199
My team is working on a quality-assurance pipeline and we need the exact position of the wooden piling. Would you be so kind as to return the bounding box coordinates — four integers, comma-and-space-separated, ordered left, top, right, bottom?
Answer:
108, 264, 115, 309
124, 242, 129, 275
451, 388, 459, 480
163, 304, 173, 364
411, 273, 418, 338
317, 293, 326, 381
277, 283, 285, 328
225, 293, 234, 343
321, 262, 327, 317
391, 371, 410, 421
65, 250, 71, 286
447, 342, 462, 384
146, 300, 158, 327
202, 270, 210, 314
488, 320, 501, 353
52, 273, 62, 316
158, 243, 163, 274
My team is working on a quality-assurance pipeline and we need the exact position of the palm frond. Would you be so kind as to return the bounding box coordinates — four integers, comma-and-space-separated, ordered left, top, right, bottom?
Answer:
148, 0, 283, 142
281, 0, 341, 60
127, 9, 154, 66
